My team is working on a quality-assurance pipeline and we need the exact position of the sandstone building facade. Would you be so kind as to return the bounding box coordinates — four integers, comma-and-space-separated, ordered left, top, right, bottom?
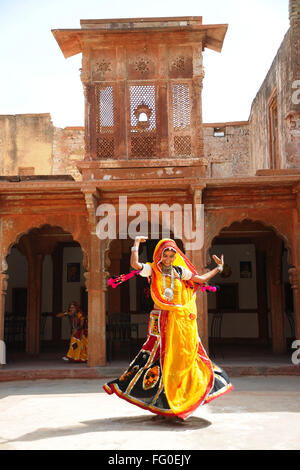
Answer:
0, 2, 299, 366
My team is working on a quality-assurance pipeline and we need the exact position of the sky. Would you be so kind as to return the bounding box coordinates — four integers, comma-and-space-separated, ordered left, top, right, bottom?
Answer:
0, 0, 290, 128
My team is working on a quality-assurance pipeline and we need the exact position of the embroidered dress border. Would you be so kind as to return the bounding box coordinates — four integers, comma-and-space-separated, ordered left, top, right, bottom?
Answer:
107, 382, 176, 417
102, 307, 234, 418
125, 337, 160, 395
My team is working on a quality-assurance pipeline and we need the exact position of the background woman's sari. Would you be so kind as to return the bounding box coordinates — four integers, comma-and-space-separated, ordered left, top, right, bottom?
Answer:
66, 310, 88, 363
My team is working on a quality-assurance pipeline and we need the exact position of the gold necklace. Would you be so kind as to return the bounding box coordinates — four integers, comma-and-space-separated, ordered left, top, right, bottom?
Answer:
161, 264, 172, 274
162, 265, 174, 300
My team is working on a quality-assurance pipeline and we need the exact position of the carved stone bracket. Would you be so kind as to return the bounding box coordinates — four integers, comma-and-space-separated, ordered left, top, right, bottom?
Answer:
189, 183, 206, 230
82, 187, 102, 231
0, 273, 9, 296
288, 266, 299, 289
83, 270, 90, 292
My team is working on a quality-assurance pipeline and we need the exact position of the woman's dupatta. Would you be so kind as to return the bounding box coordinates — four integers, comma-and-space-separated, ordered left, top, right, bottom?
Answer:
150, 239, 214, 419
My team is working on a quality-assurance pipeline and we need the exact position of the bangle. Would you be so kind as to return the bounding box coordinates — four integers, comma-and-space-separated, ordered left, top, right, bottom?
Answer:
217, 264, 223, 272
131, 246, 139, 252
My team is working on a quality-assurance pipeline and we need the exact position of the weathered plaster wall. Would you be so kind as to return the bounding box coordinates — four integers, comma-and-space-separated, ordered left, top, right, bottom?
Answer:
248, 26, 297, 171
203, 121, 250, 177
0, 114, 53, 176
52, 127, 84, 181
0, 114, 84, 181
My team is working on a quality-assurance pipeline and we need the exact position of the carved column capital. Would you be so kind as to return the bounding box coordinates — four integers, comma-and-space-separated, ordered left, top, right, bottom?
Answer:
292, 182, 300, 195
288, 266, 300, 288
0, 273, 9, 296
188, 184, 206, 230
82, 187, 102, 230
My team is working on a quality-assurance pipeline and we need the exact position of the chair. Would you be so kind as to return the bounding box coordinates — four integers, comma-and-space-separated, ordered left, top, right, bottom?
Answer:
285, 309, 295, 339
40, 312, 52, 339
210, 312, 224, 358
106, 313, 139, 361
4, 314, 26, 347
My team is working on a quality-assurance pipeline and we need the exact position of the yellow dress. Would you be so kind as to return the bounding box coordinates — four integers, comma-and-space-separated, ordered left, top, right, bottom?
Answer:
66, 312, 88, 363
103, 238, 233, 419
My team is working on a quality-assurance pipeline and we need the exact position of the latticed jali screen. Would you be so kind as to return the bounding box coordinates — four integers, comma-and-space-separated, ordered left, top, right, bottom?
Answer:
129, 84, 157, 158
95, 82, 193, 158
96, 84, 115, 158
171, 83, 192, 157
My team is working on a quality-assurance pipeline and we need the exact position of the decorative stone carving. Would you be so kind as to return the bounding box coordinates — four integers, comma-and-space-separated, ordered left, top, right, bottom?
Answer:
0, 273, 9, 296
288, 266, 299, 289
95, 59, 112, 74
134, 57, 150, 74
171, 56, 186, 71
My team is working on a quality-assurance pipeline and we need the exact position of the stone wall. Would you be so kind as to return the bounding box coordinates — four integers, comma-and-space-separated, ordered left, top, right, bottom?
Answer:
0, 114, 53, 176
248, 6, 300, 172
0, 114, 85, 180
0, 113, 252, 180
52, 127, 84, 181
202, 121, 250, 177
287, 0, 300, 168
249, 29, 292, 171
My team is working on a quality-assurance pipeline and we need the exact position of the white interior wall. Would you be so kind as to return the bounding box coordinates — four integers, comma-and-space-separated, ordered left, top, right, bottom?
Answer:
4, 242, 293, 342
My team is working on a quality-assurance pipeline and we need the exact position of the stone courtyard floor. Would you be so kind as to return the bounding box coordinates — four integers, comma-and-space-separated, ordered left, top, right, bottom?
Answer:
0, 376, 299, 451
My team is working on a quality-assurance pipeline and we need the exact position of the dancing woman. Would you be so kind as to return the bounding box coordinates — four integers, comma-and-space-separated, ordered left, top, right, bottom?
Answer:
56, 300, 88, 363
103, 237, 233, 420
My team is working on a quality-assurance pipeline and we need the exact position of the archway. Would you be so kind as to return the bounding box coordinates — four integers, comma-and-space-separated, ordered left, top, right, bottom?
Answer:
4, 224, 87, 364
207, 219, 293, 357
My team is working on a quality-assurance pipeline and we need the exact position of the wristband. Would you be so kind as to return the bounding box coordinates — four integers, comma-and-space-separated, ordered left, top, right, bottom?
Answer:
131, 246, 139, 252
217, 264, 223, 272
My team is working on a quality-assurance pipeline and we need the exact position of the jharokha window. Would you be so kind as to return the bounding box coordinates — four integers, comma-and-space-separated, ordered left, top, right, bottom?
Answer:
267, 88, 279, 169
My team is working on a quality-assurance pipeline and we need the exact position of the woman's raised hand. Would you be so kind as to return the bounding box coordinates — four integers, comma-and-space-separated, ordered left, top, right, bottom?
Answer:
212, 253, 224, 267
135, 236, 148, 243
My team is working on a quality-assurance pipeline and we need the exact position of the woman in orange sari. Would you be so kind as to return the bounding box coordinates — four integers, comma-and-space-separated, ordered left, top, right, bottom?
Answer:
103, 237, 233, 420
56, 301, 88, 363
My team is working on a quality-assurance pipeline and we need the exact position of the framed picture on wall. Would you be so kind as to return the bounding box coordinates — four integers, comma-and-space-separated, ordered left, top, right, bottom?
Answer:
240, 261, 252, 278
216, 283, 239, 312
67, 263, 80, 282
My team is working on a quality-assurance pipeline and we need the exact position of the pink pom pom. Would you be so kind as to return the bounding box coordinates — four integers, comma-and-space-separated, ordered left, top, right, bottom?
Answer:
108, 278, 117, 288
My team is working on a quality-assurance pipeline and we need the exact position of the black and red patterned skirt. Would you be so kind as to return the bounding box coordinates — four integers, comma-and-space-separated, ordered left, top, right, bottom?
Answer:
103, 309, 233, 418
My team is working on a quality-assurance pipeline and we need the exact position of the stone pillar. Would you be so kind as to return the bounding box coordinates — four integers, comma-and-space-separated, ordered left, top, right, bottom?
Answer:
86, 236, 109, 366
51, 244, 64, 341
255, 240, 269, 343
107, 240, 122, 315
266, 236, 286, 354
188, 245, 209, 351
0, 273, 9, 367
186, 184, 208, 351
290, 185, 300, 347
26, 252, 44, 355
288, 266, 300, 342
82, 189, 108, 366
